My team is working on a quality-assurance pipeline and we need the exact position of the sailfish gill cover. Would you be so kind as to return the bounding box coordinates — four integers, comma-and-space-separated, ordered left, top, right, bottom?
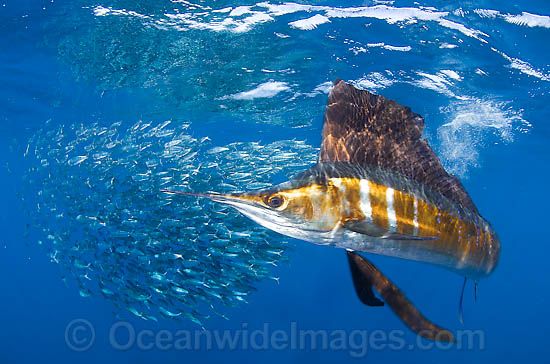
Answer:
22, 119, 318, 323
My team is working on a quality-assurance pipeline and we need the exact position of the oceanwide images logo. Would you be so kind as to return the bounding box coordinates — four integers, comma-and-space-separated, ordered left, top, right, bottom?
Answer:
65, 319, 96, 352
65, 319, 485, 357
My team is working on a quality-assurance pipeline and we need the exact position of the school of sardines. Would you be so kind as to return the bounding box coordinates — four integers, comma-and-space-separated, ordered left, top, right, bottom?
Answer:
22, 119, 318, 324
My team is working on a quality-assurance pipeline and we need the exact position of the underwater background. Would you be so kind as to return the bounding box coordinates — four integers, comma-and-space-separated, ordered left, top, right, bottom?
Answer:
2, 0, 549, 362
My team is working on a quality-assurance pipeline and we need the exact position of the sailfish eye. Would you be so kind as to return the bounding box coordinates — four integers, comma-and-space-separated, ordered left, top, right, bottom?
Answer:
266, 194, 285, 209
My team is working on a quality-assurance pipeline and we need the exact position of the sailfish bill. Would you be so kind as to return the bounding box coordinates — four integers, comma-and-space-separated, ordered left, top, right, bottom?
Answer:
164, 79, 500, 341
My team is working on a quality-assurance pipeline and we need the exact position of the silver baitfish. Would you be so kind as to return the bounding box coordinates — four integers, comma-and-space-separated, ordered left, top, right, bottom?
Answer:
23, 118, 318, 323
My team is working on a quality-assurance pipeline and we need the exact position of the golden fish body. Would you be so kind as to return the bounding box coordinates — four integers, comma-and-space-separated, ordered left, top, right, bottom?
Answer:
213, 163, 499, 279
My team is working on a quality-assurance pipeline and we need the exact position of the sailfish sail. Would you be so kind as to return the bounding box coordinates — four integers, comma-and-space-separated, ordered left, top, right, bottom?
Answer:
317, 79, 499, 342
319, 78, 478, 213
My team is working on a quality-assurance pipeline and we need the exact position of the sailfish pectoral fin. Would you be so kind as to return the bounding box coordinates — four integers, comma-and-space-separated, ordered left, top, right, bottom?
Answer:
347, 250, 384, 307
343, 220, 437, 241
346, 251, 455, 342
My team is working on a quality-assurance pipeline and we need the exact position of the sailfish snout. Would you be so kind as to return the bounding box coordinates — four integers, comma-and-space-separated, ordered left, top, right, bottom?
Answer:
161, 189, 257, 205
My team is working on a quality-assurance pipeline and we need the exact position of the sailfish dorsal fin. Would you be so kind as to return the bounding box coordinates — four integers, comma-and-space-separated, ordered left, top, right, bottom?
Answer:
319, 79, 478, 214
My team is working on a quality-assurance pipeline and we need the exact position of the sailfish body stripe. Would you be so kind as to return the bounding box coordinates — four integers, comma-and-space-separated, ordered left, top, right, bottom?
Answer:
386, 187, 397, 231
359, 179, 372, 221
413, 197, 419, 235
368, 181, 389, 229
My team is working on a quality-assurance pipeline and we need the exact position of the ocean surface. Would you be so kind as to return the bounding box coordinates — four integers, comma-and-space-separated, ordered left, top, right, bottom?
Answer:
2, 0, 550, 362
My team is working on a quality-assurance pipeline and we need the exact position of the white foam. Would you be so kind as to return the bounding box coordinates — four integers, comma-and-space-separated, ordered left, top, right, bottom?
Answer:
162, 11, 273, 33
274, 32, 290, 38
93, 6, 110, 16
382, 44, 411, 52
257, 2, 317, 16
414, 71, 455, 96
289, 14, 330, 30
475, 9, 550, 29
503, 12, 550, 28
230, 6, 251, 16
92, 5, 150, 19
162, 14, 230, 32
439, 42, 458, 49
359, 43, 410, 52
493, 49, 550, 82
440, 69, 462, 81
349, 46, 367, 55
453, 8, 466, 17
212, 7, 232, 13
223, 81, 290, 100
352, 72, 394, 91
509, 58, 550, 82
436, 18, 488, 42
314, 81, 333, 94
171, 0, 210, 10
91, 2, 496, 44
474, 8, 499, 18
304, 81, 333, 97
438, 99, 528, 177
475, 68, 488, 76
325, 5, 446, 23
233, 12, 274, 33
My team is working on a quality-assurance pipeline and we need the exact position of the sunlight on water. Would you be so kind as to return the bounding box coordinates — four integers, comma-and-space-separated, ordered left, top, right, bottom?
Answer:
44, 0, 542, 145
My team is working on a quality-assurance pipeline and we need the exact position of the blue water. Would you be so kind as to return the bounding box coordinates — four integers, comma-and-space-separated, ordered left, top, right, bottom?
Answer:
2, 0, 550, 362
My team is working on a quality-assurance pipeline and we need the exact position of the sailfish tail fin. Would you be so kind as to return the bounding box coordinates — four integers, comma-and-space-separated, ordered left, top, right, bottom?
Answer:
346, 251, 455, 342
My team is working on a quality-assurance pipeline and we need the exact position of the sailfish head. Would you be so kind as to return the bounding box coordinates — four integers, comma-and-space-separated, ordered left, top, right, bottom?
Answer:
161, 175, 343, 244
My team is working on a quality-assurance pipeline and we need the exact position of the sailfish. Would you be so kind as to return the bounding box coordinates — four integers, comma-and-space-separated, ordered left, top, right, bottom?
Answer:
163, 79, 500, 342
